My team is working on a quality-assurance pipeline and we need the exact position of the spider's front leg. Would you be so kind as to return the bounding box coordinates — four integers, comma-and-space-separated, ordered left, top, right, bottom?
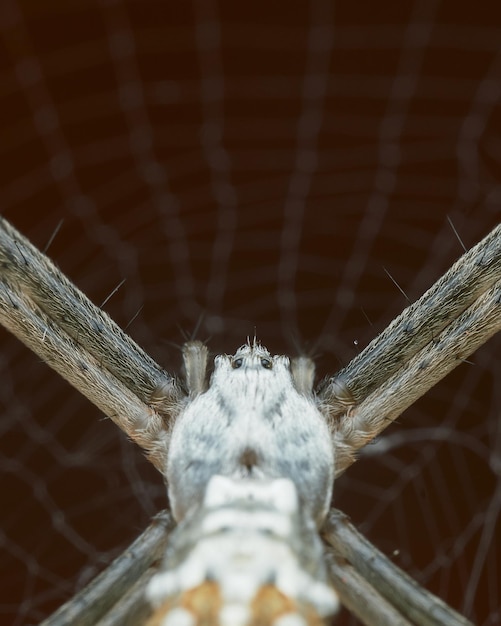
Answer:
320, 223, 501, 477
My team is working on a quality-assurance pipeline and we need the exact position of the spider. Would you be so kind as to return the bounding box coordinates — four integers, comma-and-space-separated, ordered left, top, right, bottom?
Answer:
0, 216, 499, 625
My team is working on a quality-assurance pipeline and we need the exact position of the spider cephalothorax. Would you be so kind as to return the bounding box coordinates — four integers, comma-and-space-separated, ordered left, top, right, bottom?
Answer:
167, 342, 334, 527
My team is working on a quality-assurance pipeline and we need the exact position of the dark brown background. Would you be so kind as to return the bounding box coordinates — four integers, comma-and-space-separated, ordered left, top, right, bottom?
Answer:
0, 1, 499, 624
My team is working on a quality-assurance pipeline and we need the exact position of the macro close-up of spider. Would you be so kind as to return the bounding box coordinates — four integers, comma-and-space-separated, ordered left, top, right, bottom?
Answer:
1, 2, 501, 625
0, 216, 499, 625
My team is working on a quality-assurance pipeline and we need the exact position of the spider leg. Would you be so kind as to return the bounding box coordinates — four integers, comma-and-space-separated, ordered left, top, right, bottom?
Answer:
322, 508, 474, 626
291, 355, 316, 395
0, 217, 184, 470
317, 225, 501, 475
182, 340, 209, 396
325, 553, 413, 626
40, 511, 175, 626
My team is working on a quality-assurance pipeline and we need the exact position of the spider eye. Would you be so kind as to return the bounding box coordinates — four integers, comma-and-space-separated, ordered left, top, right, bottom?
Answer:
232, 357, 243, 369
260, 357, 272, 369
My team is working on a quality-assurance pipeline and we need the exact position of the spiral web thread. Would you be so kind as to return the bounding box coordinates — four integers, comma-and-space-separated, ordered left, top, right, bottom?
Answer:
0, 1, 499, 624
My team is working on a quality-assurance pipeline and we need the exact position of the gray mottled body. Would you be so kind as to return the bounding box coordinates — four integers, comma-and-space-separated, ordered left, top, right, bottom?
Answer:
167, 343, 334, 526
147, 475, 339, 625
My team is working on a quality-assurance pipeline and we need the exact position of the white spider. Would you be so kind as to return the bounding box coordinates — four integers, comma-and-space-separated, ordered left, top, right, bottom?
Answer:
148, 340, 339, 625
0, 216, 498, 625
167, 342, 334, 526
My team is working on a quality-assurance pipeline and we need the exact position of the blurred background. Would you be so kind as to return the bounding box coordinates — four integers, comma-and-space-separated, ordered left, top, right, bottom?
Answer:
0, 1, 499, 624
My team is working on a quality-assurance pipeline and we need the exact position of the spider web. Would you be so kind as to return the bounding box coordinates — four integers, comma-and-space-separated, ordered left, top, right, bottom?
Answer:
0, 1, 500, 624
